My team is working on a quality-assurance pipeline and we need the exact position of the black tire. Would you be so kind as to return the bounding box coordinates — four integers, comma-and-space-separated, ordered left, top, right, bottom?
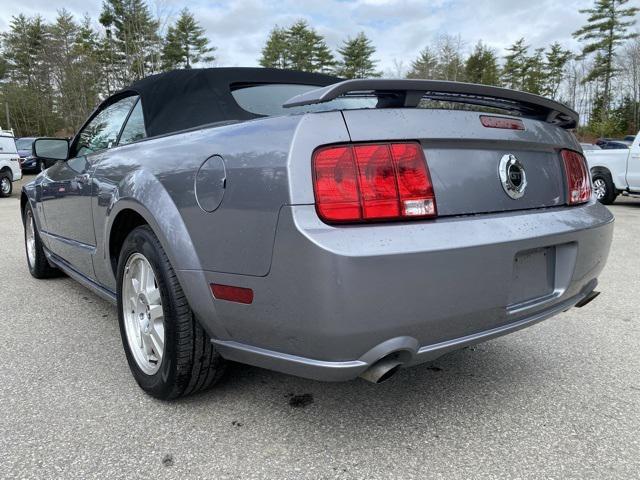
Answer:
116, 225, 225, 399
592, 173, 617, 205
0, 173, 12, 197
23, 203, 60, 278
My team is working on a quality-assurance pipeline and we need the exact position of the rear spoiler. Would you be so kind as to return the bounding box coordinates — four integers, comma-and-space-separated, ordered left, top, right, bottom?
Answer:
283, 79, 578, 129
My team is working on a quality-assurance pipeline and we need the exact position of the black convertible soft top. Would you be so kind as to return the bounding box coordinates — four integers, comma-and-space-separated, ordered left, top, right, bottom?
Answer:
123, 68, 340, 137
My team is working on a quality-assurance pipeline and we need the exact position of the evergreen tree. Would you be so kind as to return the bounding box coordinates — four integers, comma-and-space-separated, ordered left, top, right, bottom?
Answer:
573, 0, 639, 112
259, 26, 289, 69
501, 38, 529, 90
337, 32, 380, 78
162, 8, 215, 70
524, 47, 545, 94
407, 47, 438, 79
464, 41, 499, 85
544, 42, 572, 99
1, 14, 56, 135
259, 21, 335, 73
99, 0, 161, 84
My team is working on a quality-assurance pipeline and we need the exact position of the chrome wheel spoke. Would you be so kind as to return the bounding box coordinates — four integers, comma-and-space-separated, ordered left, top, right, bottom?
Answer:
147, 287, 161, 306
148, 303, 163, 321
149, 325, 164, 360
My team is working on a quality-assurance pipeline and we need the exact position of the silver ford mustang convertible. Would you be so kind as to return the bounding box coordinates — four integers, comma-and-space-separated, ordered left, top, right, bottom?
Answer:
22, 68, 613, 399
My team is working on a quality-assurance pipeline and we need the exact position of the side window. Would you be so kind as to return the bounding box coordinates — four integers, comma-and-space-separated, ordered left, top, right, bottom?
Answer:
73, 96, 138, 157
118, 99, 146, 146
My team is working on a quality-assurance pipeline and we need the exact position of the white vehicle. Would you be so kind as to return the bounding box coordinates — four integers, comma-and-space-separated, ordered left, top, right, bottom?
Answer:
0, 128, 22, 197
585, 131, 640, 204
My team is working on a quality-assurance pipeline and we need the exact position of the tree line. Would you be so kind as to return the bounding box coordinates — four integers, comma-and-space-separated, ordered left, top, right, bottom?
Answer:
1, 0, 638, 139
0, 0, 214, 137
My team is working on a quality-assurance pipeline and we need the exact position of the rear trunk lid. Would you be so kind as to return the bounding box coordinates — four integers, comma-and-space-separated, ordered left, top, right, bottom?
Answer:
341, 108, 574, 216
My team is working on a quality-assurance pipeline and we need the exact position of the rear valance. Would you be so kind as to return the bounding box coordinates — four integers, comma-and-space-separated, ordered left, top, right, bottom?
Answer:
283, 79, 578, 129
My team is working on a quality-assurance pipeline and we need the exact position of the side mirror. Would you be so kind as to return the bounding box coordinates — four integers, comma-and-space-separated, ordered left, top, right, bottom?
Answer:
33, 138, 69, 161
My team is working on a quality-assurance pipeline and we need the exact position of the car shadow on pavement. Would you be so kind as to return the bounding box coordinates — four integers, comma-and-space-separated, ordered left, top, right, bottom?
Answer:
177, 338, 551, 435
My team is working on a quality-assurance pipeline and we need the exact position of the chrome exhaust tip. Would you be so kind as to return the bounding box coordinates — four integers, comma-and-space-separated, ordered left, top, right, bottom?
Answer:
359, 354, 403, 384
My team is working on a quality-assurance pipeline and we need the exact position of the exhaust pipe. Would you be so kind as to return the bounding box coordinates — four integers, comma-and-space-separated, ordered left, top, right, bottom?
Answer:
359, 355, 403, 384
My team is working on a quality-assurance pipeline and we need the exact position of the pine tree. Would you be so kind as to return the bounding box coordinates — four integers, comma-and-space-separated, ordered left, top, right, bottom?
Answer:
524, 48, 545, 94
162, 8, 215, 70
464, 41, 499, 85
573, 0, 639, 113
259, 26, 289, 69
99, 0, 161, 84
543, 42, 572, 99
336, 32, 380, 79
311, 36, 336, 74
1, 14, 56, 135
501, 38, 529, 90
259, 21, 335, 73
407, 47, 438, 79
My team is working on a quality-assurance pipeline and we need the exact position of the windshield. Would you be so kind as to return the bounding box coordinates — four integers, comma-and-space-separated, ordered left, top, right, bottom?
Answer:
231, 83, 377, 116
15, 138, 34, 151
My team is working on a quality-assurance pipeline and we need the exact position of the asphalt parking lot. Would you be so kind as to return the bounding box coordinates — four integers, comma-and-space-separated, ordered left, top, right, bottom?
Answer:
1, 175, 639, 479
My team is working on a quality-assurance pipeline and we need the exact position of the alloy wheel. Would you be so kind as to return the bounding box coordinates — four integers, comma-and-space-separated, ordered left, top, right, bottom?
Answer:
0, 177, 10, 195
25, 209, 36, 268
593, 178, 606, 200
122, 253, 165, 375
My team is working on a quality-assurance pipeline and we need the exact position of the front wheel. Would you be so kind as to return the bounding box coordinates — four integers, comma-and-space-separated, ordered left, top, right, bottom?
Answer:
116, 225, 225, 399
23, 203, 60, 278
592, 174, 617, 205
0, 173, 12, 197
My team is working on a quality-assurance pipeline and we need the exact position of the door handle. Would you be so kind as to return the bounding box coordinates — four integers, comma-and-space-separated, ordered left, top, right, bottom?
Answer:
75, 173, 91, 183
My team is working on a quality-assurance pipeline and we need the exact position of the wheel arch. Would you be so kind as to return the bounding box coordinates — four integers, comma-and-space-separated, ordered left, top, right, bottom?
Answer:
105, 198, 202, 280
590, 166, 618, 191
20, 191, 28, 221
590, 165, 613, 177
0, 165, 13, 181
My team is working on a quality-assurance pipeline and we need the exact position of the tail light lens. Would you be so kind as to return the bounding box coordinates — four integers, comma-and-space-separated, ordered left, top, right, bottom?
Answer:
312, 142, 436, 223
561, 149, 591, 205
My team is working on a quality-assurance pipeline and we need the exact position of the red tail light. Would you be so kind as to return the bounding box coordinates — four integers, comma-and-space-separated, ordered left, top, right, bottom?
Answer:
561, 149, 591, 205
312, 142, 436, 223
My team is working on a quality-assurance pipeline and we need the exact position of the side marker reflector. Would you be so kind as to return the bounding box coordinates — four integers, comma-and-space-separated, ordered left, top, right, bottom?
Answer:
211, 284, 254, 304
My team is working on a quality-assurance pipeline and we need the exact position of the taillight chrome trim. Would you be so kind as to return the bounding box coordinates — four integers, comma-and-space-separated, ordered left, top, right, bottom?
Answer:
312, 141, 437, 224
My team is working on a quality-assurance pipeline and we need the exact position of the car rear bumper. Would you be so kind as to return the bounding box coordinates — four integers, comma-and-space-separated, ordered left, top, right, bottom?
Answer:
180, 200, 614, 381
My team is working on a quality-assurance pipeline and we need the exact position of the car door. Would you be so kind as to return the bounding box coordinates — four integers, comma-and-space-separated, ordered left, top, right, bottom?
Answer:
41, 95, 138, 279
625, 137, 640, 191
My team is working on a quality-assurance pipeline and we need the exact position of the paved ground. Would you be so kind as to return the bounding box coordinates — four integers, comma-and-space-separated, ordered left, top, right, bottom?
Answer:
1, 175, 639, 480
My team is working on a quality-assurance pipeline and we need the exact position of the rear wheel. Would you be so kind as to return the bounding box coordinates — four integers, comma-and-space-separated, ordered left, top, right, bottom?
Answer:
116, 225, 225, 399
0, 173, 11, 197
592, 173, 617, 205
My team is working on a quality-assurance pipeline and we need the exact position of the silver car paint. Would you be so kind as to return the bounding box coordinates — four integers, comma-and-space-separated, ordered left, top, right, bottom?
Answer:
22, 106, 614, 381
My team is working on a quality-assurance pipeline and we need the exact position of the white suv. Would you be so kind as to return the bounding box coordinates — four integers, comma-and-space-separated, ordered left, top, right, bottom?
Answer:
0, 128, 22, 197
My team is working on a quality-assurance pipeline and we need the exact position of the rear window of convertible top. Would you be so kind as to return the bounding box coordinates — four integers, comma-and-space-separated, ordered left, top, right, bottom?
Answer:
230, 83, 377, 117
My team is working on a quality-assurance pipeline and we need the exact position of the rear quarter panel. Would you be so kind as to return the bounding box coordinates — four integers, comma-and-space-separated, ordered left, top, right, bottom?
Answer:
92, 111, 350, 291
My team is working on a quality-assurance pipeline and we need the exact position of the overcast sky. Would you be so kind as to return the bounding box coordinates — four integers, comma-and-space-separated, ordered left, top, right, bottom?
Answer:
0, 0, 626, 73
